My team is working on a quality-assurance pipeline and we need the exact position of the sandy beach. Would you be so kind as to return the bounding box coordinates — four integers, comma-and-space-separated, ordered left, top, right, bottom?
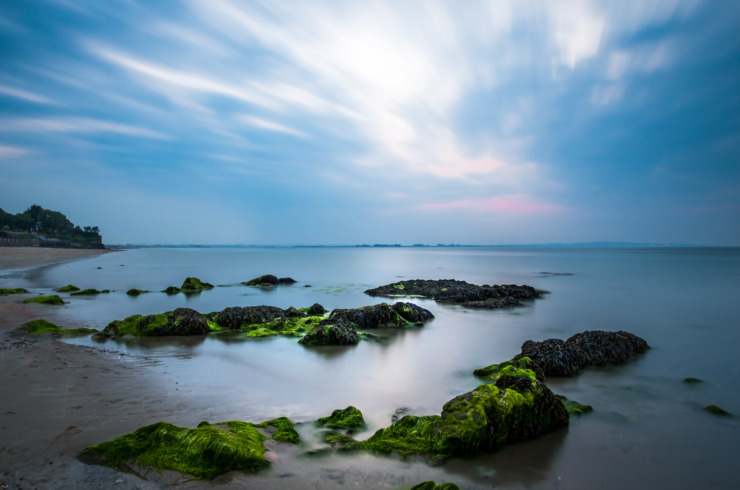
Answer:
0, 247, 115, 271
0, 247, 157, 489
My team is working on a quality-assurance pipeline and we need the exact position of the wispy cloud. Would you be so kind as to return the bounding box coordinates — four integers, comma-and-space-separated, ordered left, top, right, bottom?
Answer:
420, 194, 567, 214
234, 115, 307, 138
0, 117, 170, 139
0, 84, 53, 104
0, 145, 29, 159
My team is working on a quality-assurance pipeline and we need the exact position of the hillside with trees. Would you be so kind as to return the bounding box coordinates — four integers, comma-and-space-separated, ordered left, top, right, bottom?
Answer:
0, 204, 103, 248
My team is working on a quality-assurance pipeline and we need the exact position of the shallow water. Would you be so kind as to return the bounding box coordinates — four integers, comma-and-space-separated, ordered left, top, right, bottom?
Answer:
4, 246, 740, 488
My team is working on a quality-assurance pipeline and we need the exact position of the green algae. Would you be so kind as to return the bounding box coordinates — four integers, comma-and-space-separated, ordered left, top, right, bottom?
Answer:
393, 283, 405, 290
55, 284, 80, 292
0, 287, 29, 295
241, 315, 324, 339
70, 288, 110, 296
80, 421, 270, 479
105, 313, 170, 336
126, 289, 149, 296
410, 482, 461, 490
473, 357, 542, 382
316, 406, 365, 431
23, 294, 64, 305
556, 395, 593, 415
24, 319, 97, 335
703, 405, 731, 416
254, 417, 300, 444
361, 415, 441, 456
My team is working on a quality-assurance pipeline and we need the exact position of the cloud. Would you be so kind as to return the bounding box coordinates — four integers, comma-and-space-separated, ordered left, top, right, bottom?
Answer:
0, 145, 29, 159
0, 84, 53, 104
234, 115, 307, 138
420, 194, 567, 214
0, 117, 170, 139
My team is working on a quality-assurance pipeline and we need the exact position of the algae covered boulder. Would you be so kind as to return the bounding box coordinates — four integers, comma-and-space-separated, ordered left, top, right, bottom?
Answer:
80, 417, 300, 479
23, 294, 64, 305
126, 289, 149, 296
355, 366, 568, 460
474, 357, 545, 382
180, 277, 214, 293
0, 287, 29, 295
328, 302, 434, 329
317, 406, 366, 431
55, 284, 80, 292
104, 308, 210, 337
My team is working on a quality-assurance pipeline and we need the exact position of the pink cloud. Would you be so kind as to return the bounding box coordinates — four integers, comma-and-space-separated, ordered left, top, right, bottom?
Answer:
420, 195, 566, 214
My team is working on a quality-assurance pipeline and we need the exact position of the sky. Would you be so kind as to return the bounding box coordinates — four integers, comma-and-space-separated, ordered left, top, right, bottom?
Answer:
0, 0, 738, 246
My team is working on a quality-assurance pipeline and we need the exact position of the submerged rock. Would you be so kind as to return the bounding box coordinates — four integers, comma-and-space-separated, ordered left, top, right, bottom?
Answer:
0, 287, 29, 295
55, 284, 80, 292
365, 279, 540, 309
70, 288, 110, 296
703, 405, 731, 416
510, 330, 650, 377
161, 277, 214, 295
126, 288, 149, 296
79, 417, 299, 480
17, 319, 97, 335
556, 395, 593, 415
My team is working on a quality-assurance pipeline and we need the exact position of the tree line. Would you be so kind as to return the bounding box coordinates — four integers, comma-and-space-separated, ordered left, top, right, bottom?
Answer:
0, 204, 101, 243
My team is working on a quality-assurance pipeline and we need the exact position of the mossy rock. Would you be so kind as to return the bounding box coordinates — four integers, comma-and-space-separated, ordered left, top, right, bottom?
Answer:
317, 406, 366, 431
80, 417, 300, 479
327, 302, 434, 329
180, 277, 214, 292
70, 289, 110, 296
22, 319, 97, 335
474, 357, 544, 382
0, 287, 29, 295
104, 308, 210, 337
23, 295, 64, 305
682, 377, 703, 384
703, 405, 731, 416
354, 372, 569, 460
162, 286, 180, 295
126, 289, 149, 296
299, 320, 359, 346
55, 285, 80, 292
410, 482, 461, 490
242, 275, 296, 287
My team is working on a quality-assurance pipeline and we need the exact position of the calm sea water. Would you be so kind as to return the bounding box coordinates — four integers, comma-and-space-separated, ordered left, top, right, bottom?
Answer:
5, 246, 740, 489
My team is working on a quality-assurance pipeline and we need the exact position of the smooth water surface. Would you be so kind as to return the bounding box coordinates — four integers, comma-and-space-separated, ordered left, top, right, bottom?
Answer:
4, 246, 739, 489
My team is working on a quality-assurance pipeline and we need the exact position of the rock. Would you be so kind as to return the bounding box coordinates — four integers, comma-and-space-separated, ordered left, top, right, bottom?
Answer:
23, 295, 64, 305
70, 289, 110, 296
328, 302, 434, 329
410, 482, 461, 490
306, 303, 326, 316
17, 319, 97, 335
0, 287, 29, 295
163, 286, 180, 295
243, 275, 296, 287
474, 357, 545, 382
209, 306, 286, 330
316, 406, 366, 430
509, 330, 649, 378
682, 377, 703, 384
55, 285, 79, 292
104, 308, 210, 337
79, 418, 299, 479
703, 405, 730, 416
365, 279, 540, 309
179, 277, 214, 292
556, 395, 593, 415
299, 319, 359, 346
126, 289, 149, 296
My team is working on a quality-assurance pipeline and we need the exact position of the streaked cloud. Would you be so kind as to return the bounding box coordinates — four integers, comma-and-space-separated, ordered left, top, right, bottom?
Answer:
0, 84, 53, 104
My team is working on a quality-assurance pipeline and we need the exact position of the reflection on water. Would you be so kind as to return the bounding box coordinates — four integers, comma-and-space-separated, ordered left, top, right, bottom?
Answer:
11, 246, 740, 488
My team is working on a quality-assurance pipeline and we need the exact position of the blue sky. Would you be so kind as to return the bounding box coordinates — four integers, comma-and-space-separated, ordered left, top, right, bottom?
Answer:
1, 0, 738, 245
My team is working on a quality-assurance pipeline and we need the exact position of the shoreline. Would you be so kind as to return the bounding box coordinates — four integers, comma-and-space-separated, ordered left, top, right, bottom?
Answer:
0, 247, 115, 272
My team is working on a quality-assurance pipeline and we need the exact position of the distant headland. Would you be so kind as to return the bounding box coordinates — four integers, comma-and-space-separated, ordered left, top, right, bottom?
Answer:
0, 204, 104, 249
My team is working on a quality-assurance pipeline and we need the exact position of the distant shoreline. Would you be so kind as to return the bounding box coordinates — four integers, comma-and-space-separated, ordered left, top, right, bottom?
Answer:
0, 247, 116, 271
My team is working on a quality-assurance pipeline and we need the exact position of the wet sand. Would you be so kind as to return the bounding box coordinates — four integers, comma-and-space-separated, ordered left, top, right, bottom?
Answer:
0, 247, 114, 271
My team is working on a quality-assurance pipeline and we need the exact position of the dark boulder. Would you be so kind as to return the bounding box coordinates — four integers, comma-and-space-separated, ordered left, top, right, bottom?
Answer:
306, 303, 326, 316
209, 306, 286, 330
299, 319, 359, 346
365, 279, 539, 309
328, 302, 434, 329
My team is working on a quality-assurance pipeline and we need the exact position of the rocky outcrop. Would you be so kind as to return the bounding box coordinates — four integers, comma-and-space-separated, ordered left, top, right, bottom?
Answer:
162, 277, 214, 295
365, 279, 540, 309
328, 302, 434, 328
103, 308, 210, 337
209, 305, 287, 330
511, 330, 650, 377
299, 319, 360, 346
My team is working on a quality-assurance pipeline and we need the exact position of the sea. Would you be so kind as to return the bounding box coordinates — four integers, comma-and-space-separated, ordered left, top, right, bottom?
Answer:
4, 246, 740, 489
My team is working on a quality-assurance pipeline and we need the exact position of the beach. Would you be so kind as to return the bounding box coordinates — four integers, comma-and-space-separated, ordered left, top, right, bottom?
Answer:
0, 247, 114, 272
1, 246, 738, 489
